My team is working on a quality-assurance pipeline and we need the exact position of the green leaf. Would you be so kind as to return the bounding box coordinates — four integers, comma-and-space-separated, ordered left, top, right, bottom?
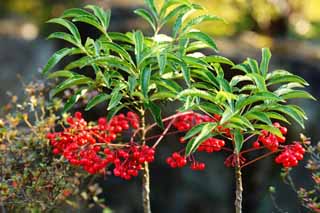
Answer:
161, 4, 190, 25
183, 122, 211, 140
141, 66, 151, 98
158, 52, 167, 75
107, 88, 123, 110
100, 41, 134, 64
233, 129, 244, 153
267, 70, 309, 86
85, 5, 111, 29
47, 18, 81, 44
230, 75, 252, 87
270, 104, 305, 128
72, 15, 105, 34
185, 122, 216, 155
244, 111, 272, 125
232, 63, 251, 74
265, 112, 290, 124
172, 14, 183, 38
150, 91, 176, 101
85, 93, 110, 111
230, 115, 254, 130
48, 32, 80, 46
50, 75, 92, 97
247, 73, 267, 91
133, 31, 144, 65
220, 107, 235, 125
144, 0, 158, 19
185, 31, 218, 51
177, 88, 215, 102
42, 48, 74, 75
247, 58, 259, 74
155, 79, 182, 93
128, 76, 137, 95
62, 8, 92, 18
254, 124, 282, 137
193, 102, 223, 115
107, 104, 127, 121
260, 48, 271, 77
146, 101, 164, 128
235, 92, 282, 110
63, 88, 88, 113
134, 9, 156, 31
90, 56, 135, 74
108, 32, 133, 44
181, 62, 191, 87
277, 89, 316, 100
204, 55, 234, 66
182, 15, 222, 32
65, 56, 91, 70
47, 70, 75, 79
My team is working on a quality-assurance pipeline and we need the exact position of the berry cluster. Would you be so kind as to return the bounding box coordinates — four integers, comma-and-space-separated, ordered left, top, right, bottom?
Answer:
275, 142, 305, 167
255, 122, 287, 151
197, 138, 225, 153
166, 152, 205, 171
47, 111, 156, 178
172, 112, 216, 131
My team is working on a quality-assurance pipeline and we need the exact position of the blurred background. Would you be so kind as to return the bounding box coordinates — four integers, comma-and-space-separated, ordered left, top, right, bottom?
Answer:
0, 0, 319, 212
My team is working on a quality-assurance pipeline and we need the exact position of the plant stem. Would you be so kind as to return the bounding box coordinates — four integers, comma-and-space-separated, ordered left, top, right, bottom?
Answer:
235, 154, 243, 213
140, 109, 151, 213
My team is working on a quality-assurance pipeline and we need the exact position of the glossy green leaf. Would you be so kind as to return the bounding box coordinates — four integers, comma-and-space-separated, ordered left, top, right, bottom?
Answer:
48, 32, 80, 46
161, 4, 189, 25
47, 18, 81, 44
185, 122, 216, 155
144, 0, 158, 19
141, 66, 151, 98
107, 88, 123, 110
85, 93, 110, 111
233, 129, 244, 153
134, 9, 156, 31
63, 88, 88, 113
260, 48, 271, 77
204, 55, 234, 66
62, 8, 92, 18
150, 91, 176, 101
42, 48, 74, 75
244, 111, 272, 125
254, 124, 282, 137
65, 56, 91, 70
267, 70, 309, 86
182, 15, 222, 32
235, 92, 282, 110
50, 75, 92, 97
85, 5, 110, 29
128, 76, 137, 95
133, 31, 144, 64
185, 31, 218, 51
177, 88, 215, 102
47, 70, 75, 79
146, 101, 164, 128
72, 15, 104, 34
157, 52, 167, 75
247, 58, 259, 74
247, 73, 267, 91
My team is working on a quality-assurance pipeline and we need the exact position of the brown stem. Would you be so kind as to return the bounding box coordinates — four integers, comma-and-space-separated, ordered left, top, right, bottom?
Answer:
235, 154, 243, 213
140, 110, 151, 213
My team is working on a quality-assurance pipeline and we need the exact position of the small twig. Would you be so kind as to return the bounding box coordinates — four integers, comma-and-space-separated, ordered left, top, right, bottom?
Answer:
152, 117, 176, 148
240, 150, 280, 169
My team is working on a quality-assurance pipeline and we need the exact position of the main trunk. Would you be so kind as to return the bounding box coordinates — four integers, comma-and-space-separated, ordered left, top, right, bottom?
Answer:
235, 155, 243, 213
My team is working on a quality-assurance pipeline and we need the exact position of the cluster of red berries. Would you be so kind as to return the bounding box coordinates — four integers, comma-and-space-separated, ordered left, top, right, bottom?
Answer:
166, 152, 205, 171
110, 145, 155, 180
197, 138, 225, 153
47, 111, 156, 178
254, 122, 287, 151
172, 112, 217, 131
275, 142, 305, 167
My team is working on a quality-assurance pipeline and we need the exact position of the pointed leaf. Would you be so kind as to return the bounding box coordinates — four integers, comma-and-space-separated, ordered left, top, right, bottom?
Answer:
233, 129, 244, 153
85, 94, 110, 111
42, 48, 74, 75
134, 9, 156, 31
185, 31, 218, 51
146, 101, 164, 128
141, 66, 151, 98
260, 48, 271, 77
63, 88, 88, 113
107, 88, 123, 110
47, 18, 81, 44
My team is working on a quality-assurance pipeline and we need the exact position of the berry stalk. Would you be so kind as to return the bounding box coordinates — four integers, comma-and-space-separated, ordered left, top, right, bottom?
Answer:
235, 154, 243, 213
140, 109, 151, 213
